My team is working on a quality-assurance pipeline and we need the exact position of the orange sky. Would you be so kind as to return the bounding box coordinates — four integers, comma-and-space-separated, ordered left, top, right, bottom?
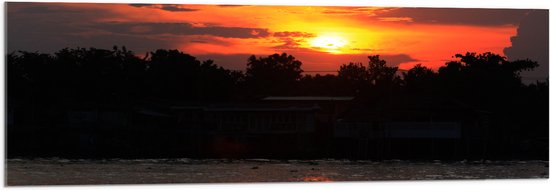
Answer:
8, 3, 534, 73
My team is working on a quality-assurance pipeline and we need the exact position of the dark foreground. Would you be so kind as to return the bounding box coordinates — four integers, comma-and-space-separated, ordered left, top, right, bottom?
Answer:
6, 158, 549, 185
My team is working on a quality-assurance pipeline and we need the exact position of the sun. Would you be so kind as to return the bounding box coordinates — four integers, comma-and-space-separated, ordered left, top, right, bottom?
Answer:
309, 35, 349, 53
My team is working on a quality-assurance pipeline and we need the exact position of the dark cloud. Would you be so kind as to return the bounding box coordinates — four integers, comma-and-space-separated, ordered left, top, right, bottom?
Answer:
159, 5, 198, 12
128, 4, 152, 8
6, 3, 173, 54
190, 40, 209, 44
7, 2, 124, 35
379, 54, 420, 67
7, 2, 112, 19
129, 4, 198, 12
95, 22, 270, 39
8, 4, 97, 53
272, 38, 303, 50
7, 13, 174, 54
6, 2, 267, 55
12, 5, 80, 14
271, 31, 316, 50
319, 7, 530, 26
374, 8, 531, 26
503, 10, 549, 83
9, 28, 173, 55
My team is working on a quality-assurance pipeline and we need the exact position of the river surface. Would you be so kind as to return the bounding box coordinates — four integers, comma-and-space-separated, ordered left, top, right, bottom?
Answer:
6, 158, 548, 185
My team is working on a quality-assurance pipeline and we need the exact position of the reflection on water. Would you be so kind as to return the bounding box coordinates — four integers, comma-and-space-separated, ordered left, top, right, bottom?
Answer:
301, 176, 332, 182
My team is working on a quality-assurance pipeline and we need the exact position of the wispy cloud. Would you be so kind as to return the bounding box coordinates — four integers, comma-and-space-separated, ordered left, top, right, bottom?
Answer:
129, 4, 198, 12
374, 8, 530, 26
271, 31, 316, 50
95, 22, 270, 39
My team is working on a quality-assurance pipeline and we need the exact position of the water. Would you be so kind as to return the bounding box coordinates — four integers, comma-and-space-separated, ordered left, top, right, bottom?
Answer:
6, 158, 548, 185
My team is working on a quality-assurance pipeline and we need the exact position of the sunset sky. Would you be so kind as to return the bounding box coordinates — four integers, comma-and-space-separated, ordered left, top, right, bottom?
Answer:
6, 2, 549, 78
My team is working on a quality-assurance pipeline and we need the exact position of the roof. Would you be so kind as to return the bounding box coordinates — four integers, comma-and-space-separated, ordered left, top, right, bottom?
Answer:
171, 105, 320, 112
263, 96, 355, 101
170, 106, 204, 110
137, 109, 172, 117
336, 97, 487, 122
204, 107, 319, 112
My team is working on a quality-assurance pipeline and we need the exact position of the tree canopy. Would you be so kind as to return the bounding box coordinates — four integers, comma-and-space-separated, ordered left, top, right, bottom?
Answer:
244, 53, 303, 97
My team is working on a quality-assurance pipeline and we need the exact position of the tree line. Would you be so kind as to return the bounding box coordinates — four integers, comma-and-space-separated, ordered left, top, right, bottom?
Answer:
8, 47, 548, 107
7, 46, 549, 159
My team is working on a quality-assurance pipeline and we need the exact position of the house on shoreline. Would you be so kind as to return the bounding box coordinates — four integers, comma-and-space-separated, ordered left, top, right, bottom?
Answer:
8, 96, 492, 159
332, 97, 490, 160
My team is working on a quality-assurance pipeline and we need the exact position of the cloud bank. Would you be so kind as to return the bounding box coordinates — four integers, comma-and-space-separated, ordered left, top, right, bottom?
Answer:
503, 10, 549, 83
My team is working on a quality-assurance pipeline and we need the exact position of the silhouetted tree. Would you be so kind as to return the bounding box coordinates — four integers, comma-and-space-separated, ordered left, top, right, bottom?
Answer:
147, 49, 236, 101
365, 55, 400, 86
7, 51, 56, 123
337, 62, 368, 95
438, 52, 538, 108
435, 52, 545, 159
298, 74, 345, 96
6, 52, 43, 100
147, 49, 200, 100
197, 59, 238, 101
244, 53, 303, 97
50, 46, 146, 105
338, 62, 367, 81
402, 64, 437, 92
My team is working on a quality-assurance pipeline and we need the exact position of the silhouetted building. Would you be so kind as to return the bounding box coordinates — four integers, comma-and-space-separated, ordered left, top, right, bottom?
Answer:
262, 96, 354, 123
167, 96, 355, 158
333, 97, 490, 160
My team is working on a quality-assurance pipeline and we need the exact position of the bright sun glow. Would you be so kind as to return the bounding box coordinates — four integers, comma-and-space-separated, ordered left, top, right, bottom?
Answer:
310, 35, 349, 53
